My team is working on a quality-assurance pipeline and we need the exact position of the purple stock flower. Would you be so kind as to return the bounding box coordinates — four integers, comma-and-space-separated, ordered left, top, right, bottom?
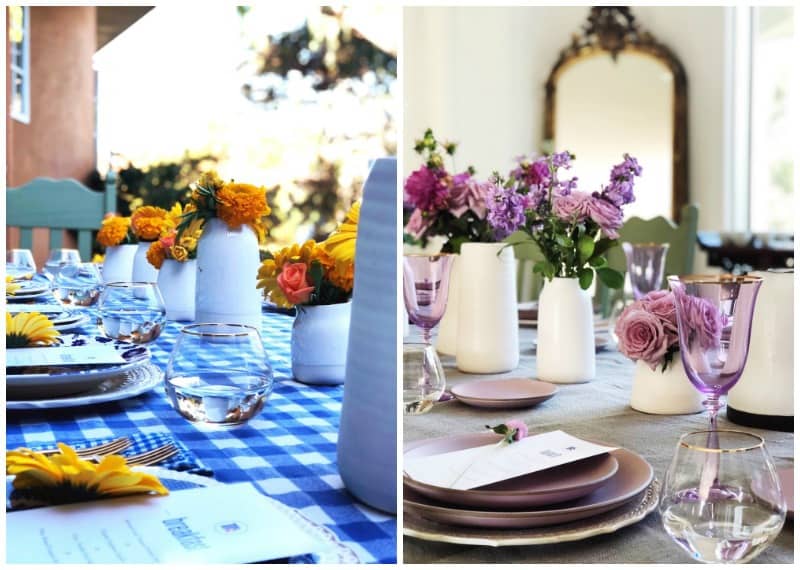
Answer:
487, 184, 528, 240
450, 176, 492, 219
404, 166, 448, 212
552, 191, 591, 223
551, 151, 573, 169
588, 195, 623, 238
602, 154, 641, 206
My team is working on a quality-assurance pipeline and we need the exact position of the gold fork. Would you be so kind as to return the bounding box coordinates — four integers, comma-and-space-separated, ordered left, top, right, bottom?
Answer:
38, 437, 132, 458
84, 444, 180, 467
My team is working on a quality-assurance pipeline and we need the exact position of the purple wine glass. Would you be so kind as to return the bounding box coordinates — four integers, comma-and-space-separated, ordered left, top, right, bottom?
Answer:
403, 254, 455, 344
623, 242, 670, 300
667, 274, 763, 430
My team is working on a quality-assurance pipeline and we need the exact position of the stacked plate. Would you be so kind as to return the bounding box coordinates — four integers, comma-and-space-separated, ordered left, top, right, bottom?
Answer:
6, 282, 51, 301
6, 334, 162, 410
403, 433, 658, 545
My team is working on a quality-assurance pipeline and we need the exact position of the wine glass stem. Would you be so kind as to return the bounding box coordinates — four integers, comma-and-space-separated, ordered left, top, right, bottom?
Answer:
704, 395, 722, 431
699, 394, 722, 505
422, 327, 432, 345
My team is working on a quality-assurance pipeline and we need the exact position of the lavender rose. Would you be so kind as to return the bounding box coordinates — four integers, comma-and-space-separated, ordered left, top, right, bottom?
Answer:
615, 306, 670, 370
450, 177, 492, 219
588, 195, 624, 239
552, 191, 591, 223
641, 290, 679, 347
679, 294, 727, 350
404, 166, 448, 212
404, 208, 433, 239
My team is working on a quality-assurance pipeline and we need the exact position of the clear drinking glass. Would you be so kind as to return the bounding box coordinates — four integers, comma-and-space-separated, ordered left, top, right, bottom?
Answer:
6, 249, 36, 280
403, 253, 455, 344
403, 343, 446, 415
660, 430, 786, 563
52, 262, 104, 307
622, 242, 670, 300
43, 248, 82, 280
97, 282, 167, 343
165, 324, 274, 426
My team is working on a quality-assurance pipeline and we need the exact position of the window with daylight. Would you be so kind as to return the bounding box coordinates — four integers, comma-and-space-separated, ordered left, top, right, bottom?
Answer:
9, 5, 31, 123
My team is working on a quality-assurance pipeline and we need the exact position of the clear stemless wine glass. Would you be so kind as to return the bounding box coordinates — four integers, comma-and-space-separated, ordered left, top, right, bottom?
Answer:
660, 430, 786, 564
403, 253, 455, 344
403, 343, 446, 415
6, 249, 36, 280
98, 282, 167, 343
52, 262, 104, 307
623, 242, 670, 300
165, 324, 275, 426
667, 274, 763, 431
43, 248, 82, 280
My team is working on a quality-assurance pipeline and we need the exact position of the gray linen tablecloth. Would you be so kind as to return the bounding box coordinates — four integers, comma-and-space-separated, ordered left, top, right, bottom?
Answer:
403, 327, 794, 564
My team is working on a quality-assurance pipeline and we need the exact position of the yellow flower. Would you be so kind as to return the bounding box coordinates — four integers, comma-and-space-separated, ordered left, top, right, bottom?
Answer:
92, 253, 105, 263
177, 217, 204, 255
131, 206, 173, 241
326, 261, 354, 292
167, 202, 184, 227
97, 215, 132, 248
195, 170, 225, 191
216, 183, 271, 231
323, 201, 360, 265
146, 241, 166, 270
7, 443, 168, 507
6, 312, 59, 348
6, 275, 21, 296
170, 245, 189, 262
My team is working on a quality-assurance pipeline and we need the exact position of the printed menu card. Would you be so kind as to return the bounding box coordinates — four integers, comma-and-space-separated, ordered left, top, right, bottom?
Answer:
7, 483, 324, 563
405, 430, 618, 490
6, 345, 128, 368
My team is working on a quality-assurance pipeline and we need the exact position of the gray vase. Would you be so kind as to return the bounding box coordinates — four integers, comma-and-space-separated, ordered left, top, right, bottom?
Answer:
338, 157, 397, 514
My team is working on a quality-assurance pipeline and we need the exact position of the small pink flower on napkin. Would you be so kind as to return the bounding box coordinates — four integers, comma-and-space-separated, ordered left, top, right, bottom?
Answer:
486, 420, 528, 444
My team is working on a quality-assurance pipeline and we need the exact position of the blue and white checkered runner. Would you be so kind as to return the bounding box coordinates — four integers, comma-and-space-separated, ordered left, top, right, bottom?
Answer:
6, 288, 396, 564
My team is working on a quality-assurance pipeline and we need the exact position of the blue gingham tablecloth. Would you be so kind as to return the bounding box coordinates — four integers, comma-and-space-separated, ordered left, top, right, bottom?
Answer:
5, 290, 396, 564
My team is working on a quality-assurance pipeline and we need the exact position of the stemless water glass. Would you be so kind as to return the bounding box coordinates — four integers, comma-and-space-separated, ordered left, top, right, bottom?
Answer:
43, 248, 82, 280
52, 262, 104, 307
623, 242, 670, 300
403, 253, 455, 344
403, 343, 446, 415
165, 324, 275, 426
98, 282, 167, 343
660, 430, 786, 563
667, 274, 763, 431
6, 249, 36, 280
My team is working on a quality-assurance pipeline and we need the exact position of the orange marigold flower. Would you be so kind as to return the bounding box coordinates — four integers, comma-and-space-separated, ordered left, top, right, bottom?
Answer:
145, 241, 166, 270
216, 183, 271, 230
131, 206, 173, 241
97, 216, 131, 248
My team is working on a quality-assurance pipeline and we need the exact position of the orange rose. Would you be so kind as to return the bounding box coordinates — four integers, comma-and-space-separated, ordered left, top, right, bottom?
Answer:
277, 263, 315, 305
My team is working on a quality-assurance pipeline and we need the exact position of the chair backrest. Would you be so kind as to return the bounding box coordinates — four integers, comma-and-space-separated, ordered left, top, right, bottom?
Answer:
7, 171, 116, 261
598, 203, 699, 315
508, 230, 545, 302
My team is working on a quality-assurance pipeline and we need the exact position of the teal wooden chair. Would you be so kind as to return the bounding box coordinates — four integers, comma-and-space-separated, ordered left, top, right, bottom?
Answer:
7, 171, 117, 261
598, 203, 699, 316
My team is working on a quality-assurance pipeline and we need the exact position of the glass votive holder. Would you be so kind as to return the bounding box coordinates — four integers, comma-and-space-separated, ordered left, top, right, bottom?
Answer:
52, 262, 104, 307
165, 323, 275, 427
97, 282, 167, 343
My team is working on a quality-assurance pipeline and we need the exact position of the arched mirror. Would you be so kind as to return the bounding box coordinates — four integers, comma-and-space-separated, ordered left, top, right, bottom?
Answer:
544, 6, 688, 222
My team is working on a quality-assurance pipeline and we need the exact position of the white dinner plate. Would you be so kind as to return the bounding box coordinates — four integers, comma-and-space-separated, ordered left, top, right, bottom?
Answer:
7, 334, 150, 399
51, 312, 93, 332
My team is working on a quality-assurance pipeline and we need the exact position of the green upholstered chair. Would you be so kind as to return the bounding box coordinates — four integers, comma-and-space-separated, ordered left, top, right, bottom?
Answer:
7, 171, 117, 261
597, 203, 699, 316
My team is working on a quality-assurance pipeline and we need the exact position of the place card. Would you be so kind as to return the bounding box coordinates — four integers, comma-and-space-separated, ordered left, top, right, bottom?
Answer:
6, 345, 127, 368
405, 430, 618, 490
6, 303, 64, 314
7, 483, 324, 564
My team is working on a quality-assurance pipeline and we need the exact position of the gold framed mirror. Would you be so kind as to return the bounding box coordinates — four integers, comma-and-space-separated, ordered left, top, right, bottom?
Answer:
544, 7, 688, 222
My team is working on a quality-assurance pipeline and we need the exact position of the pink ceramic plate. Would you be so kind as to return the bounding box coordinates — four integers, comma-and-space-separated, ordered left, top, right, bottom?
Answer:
450, 378, 558, 409
403, 442, 653, 529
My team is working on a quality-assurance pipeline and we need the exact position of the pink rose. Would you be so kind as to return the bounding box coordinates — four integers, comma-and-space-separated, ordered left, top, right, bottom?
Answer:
159, 232, 176, 249
277, 263, 315, 305
588, 196, 623, 238
552, 191, 591, 222
615, 306, 669, 370
404, 208, 433, 239
449, 177, 491, 219
641, 290, 679, 347
675, 291, 726, 350
505, 419, 529, 441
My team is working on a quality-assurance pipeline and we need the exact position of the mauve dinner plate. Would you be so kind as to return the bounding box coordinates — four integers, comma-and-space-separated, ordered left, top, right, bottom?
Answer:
403, 439, 653, 529
404, 432, 618, 508
450, 378, 558, 409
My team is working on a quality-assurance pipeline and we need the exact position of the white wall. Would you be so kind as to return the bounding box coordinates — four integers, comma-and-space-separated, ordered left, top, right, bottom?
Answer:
403, 6, 730, 237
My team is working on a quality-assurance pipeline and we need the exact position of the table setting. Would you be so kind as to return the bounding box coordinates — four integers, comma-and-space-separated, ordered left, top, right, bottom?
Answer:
5, 163, 397, 564
402, 135, 793, 564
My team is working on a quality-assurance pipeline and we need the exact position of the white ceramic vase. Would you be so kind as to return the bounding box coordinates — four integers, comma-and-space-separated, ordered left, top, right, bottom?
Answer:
194, 219, 262, 331
157, 259, 196, 322
339, 157, 396, 514
291, 302, 351, 385
630, 359, 704, 415
101, 244, 137, 283
132, 241, 159, 283
456, 243, 519, 374
537, 277, 594, 383
435, 254, 459, 355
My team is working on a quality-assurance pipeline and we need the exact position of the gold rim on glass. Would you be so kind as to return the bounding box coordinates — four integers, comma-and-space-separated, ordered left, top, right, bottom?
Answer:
678, 430, 765, 453
623, 241, 670, 248
105, 281, 158, 288
667, 274, 763, 285
181, 323, 258, 338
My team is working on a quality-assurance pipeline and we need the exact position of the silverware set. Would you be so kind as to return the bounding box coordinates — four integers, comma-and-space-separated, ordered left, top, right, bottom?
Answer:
37, 437, 179, 467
